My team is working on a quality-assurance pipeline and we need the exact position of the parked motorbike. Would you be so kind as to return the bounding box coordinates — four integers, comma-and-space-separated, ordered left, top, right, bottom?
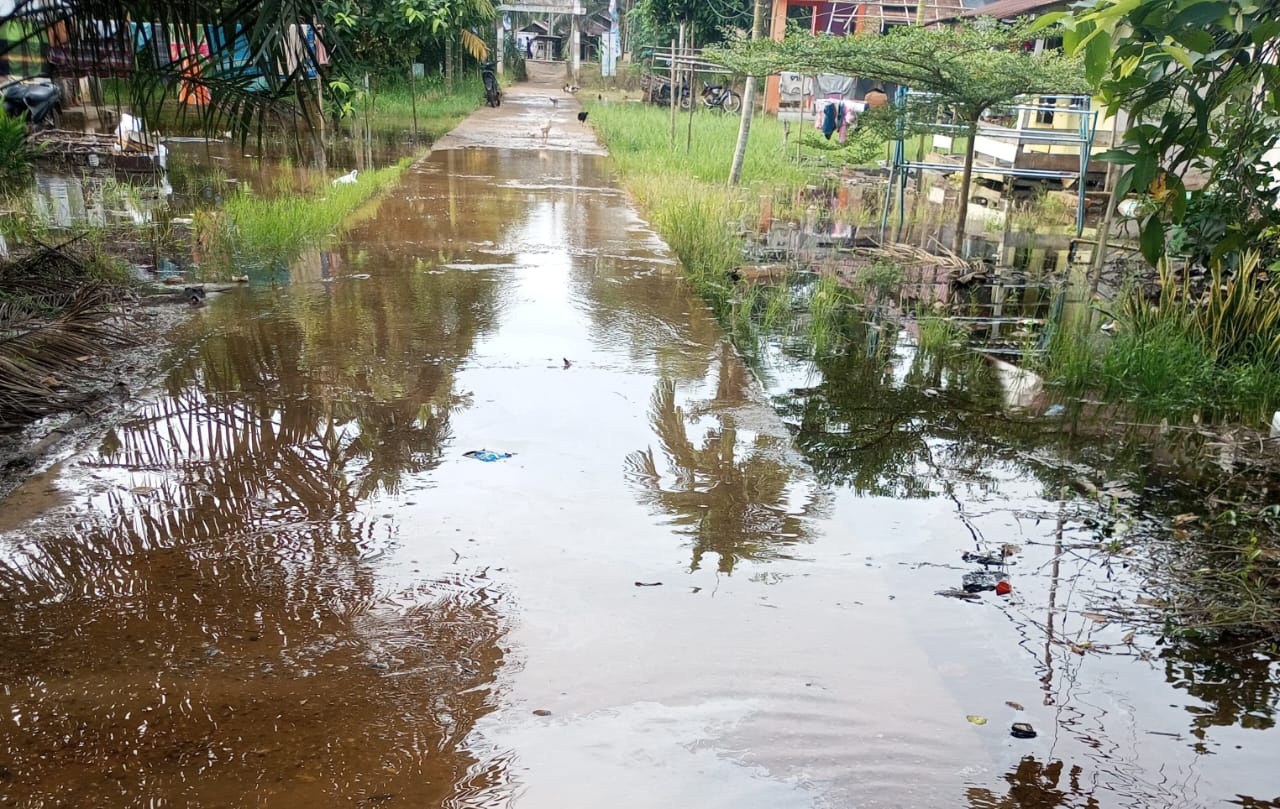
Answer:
701, 82, 741, 114
2, 79, 62, 130
481, 62, 500, 108
656, 81, 692, 110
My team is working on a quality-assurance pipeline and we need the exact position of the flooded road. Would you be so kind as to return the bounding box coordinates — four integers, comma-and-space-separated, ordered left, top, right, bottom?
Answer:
1, 87, 1278, 808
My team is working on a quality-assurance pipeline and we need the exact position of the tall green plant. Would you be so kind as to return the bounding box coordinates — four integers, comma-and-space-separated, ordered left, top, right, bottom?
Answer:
0, 117, 36, 196
1114, 252, 1280, 362
1043, 0, 1280, 266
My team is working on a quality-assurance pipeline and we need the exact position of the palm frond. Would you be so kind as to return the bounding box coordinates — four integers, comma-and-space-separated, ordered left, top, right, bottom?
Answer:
460, 29, 490, 62
5, 0, 334, 143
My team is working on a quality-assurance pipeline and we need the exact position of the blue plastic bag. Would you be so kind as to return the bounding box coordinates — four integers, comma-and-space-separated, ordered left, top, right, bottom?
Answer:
463, 450, 514, 462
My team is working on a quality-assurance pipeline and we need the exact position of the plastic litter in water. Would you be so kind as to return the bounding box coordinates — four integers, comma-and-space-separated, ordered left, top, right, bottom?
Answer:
1044, 403, 1067, 417
463, 450, 514, 462
962, 570, 1009, 593
995, 581, 1013, 596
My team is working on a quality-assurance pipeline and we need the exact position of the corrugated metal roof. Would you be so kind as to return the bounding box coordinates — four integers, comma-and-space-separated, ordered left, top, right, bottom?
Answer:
957, 0, 1067, 19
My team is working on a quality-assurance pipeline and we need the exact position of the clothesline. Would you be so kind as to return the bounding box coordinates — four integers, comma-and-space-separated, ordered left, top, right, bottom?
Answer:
813, 98, 866, 143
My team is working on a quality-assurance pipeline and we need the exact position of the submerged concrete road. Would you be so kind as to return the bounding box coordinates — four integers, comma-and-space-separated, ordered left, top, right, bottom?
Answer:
0, 64, 1274, 809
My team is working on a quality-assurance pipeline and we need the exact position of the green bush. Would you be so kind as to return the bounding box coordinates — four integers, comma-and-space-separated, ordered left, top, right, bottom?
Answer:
0, 116, 36, 196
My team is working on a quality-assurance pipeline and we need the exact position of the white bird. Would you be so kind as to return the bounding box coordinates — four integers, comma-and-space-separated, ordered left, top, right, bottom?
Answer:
1270, 410, 1280, 439
332, 169, 358, 186
540, 119, 552, 142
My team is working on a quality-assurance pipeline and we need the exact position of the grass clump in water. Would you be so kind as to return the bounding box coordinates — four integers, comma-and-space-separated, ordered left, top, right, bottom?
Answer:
196, 157, 414, 276
916, 314, 969, 357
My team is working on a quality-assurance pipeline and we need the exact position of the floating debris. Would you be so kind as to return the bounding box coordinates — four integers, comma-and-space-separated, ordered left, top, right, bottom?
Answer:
962, 571, 1009, 593
463, 450, 514, 462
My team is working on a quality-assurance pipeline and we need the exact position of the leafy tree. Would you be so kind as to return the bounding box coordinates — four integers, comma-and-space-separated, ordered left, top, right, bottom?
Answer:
633, 0, 751, 49
709, 21, 1089, 252
322, 0, 495, 78
1043, 0, 1280, 267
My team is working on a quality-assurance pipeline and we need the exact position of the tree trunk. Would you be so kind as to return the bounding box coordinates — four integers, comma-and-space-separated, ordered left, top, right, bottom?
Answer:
1087, 161, 1119, 325
728, 0, 767, 186
953, 120, 977, 255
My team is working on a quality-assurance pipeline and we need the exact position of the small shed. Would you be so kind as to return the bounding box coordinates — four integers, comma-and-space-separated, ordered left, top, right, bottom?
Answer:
580, 12, 611, 62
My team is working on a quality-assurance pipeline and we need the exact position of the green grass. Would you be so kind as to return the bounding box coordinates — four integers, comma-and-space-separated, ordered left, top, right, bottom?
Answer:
589, 102, 814, 191
1038, 313, 1098, 391
1039, 290, 1280, 422
588, 102, 881, 350
196, 156, 414, 277
916, 314, 969, 357
0, 116, 35, 197
339, 74, 486, 136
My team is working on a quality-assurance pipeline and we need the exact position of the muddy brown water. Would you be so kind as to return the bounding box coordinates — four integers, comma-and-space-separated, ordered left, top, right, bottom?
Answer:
1, 89, 1278, 808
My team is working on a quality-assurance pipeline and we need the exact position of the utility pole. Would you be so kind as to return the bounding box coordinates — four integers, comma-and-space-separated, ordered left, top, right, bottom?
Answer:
728, 0, 767, 186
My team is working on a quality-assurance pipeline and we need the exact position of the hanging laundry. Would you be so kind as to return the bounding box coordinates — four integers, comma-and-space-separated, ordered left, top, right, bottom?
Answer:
813, 99, 861, 142
821, 102, 838, 140
815, 73, 856, 97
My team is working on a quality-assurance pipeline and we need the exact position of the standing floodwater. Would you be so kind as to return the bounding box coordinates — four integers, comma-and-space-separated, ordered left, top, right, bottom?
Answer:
0, 82, 1277, 808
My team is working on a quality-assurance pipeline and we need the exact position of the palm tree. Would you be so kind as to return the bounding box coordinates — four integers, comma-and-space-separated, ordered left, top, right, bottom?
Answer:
3, 0, 338, 140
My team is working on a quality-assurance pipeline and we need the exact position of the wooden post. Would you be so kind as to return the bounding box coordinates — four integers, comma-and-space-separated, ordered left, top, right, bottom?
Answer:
668, 31, 679, 143
685, 31, 695, 152
410, 64, 419, 142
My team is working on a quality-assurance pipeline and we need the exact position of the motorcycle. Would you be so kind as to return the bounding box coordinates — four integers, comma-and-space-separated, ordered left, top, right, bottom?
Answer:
701, 82, 741, 114
481, 61, 500, 108
3, 79, 62, 130
656, 81, 692, 110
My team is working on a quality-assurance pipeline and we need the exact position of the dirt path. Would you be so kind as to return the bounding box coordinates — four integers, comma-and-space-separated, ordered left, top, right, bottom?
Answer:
433, 62, 606, 154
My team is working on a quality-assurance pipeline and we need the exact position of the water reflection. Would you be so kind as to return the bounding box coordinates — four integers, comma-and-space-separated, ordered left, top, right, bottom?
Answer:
30, 172, 170, 229
770, 317, 1010, 498
626, 344, 819, 573
966, 757, 1101, 809
1164, 645, 1280, 740
0, 199, 509, 803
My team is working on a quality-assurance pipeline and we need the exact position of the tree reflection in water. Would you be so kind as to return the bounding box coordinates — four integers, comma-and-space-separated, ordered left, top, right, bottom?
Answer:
625, 341, 822, 573
0, 256, 513, 805
966, 757, 1101, 809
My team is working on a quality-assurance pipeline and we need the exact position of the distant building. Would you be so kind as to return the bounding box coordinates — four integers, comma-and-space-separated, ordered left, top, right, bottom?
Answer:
764, 0, 971, 113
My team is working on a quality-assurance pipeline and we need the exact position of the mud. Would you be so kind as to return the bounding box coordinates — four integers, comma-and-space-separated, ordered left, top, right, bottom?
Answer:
0, 69, 1277, 809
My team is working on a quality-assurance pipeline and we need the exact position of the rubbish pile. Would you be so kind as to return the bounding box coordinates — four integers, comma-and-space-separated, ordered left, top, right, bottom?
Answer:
32, 114, 169, 174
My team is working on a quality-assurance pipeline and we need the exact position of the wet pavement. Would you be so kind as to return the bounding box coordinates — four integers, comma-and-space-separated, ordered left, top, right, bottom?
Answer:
2, 80, 1279, 808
